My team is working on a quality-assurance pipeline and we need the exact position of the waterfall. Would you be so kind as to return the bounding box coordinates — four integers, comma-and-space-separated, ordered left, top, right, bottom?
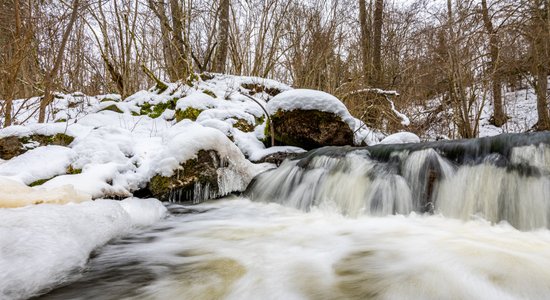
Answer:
247, 132, 550, 230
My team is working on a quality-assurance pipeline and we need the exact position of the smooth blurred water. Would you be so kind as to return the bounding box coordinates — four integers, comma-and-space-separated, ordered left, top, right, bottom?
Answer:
36, 198, 550, 300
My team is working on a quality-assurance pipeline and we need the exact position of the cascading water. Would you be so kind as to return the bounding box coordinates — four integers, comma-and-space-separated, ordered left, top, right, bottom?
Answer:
247, 132, 550, 230
18, 132, 550, 300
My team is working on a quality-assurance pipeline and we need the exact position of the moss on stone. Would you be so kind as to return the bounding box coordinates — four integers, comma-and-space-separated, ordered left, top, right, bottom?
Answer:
233, 118, 255, 132
139, 99, 178, 119
30, 178, 53, 187
202, 89, 217, 98
66, 165, 82, 174
199, 72, 215, 81
100, 104, 123, 113
0, 133, 74, 160
241, 83, 282, 97
139, 102, 153, 115
100, 97, 119, 103
148, 150, 221, 202
175, 107, 203, 122
30, 133, 75, 147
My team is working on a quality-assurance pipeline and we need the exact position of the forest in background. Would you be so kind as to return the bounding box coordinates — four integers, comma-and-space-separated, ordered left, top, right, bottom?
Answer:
1, 0, 550, 138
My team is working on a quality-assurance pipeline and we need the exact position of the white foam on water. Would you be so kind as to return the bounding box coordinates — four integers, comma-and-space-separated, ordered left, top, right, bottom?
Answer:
69, 198, 550, 300
0, 198, 166, 300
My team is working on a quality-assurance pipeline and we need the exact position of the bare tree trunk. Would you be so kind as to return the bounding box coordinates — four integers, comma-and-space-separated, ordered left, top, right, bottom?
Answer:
358, 0, 371, 84
169, 0, 191, 80
481, 0, 506, 126
531, 0, 550, 130
148, 0, 177, 81
446, 0, 473, 138
38, 0, 80, 123
213, 0, 229, 73
371, 0, 383, 86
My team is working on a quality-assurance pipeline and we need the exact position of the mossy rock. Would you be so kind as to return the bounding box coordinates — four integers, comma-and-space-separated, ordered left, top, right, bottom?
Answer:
66, 165, 82, 174
147, 150, 225, 203
233, 118, 255, 132
175, 107, 203, 122
30, 178, 53, 187
241, 83, 282, 97
0, 136, 24, 160
139, 99, 177, 118
268, 109, 354, 150
0, 133, 75, 160
29, 133, 75, 147
202, 89, 217, 98
199, 72, 215, 81
100, 97, 120, 103
99, 104, 123, 113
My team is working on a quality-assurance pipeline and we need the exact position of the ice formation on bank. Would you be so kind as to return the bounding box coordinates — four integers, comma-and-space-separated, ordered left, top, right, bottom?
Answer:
0, 177, 91, 208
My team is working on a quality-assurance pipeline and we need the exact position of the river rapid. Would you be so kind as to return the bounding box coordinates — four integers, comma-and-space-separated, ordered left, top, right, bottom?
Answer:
36, 197, 550, 300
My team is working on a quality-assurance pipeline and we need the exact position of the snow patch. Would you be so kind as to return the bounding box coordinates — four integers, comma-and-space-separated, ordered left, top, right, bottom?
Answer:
380, 132, 421, 144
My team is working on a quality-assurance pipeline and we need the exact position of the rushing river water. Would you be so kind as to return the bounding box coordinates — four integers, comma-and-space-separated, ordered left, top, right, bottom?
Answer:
35, 198, 550, 300
13, 133, 550, 299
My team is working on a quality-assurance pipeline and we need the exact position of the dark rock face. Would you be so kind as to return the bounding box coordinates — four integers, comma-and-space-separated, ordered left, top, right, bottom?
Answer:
270, 110, 354, 150
0, 136, 24, 160
0, 133, 74, 160
253, 151, 301, 166
148, 150, 225, 203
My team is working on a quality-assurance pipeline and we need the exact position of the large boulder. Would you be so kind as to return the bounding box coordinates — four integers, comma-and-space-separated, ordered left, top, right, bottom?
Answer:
266, 89, 356, 150
148, 150, 224, 202
145, 122, 261, 203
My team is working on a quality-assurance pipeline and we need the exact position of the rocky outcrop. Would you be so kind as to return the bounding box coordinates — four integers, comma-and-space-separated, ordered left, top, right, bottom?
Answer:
0, 133, 74, 160
269, 110, 355, 150
147, 150, 227, 203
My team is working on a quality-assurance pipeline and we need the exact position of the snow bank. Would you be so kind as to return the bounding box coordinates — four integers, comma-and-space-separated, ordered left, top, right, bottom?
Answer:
380, 132, 421, 144
0, 177, 91, 208
176, 92, 218, 111
0, 198, 166, 299
266, 89, 357, 129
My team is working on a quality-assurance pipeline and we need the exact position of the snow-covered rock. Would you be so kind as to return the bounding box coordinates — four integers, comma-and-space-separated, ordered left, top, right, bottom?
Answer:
0, 74, 378, 203
267, 89, 357, 129
147, 122, 268, 202
380, 132, 421, 144
266, 89, 361, 150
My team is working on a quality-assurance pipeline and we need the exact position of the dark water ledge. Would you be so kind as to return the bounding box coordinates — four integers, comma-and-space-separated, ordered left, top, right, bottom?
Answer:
296, 132, 550, 166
